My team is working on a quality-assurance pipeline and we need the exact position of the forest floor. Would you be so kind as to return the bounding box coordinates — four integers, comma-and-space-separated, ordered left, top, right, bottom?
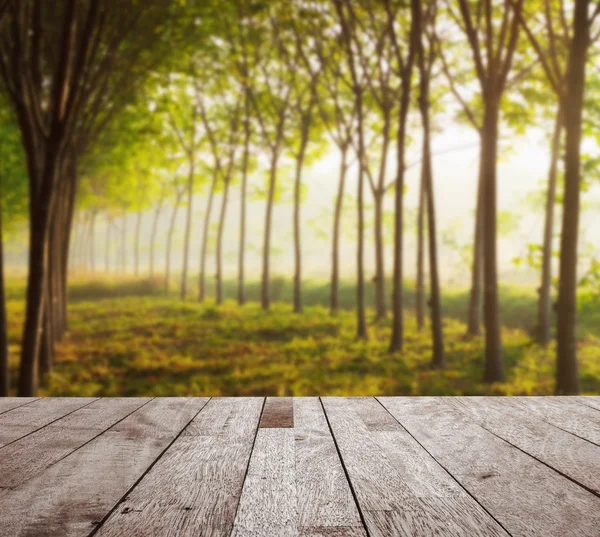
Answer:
4, 276, 600, 396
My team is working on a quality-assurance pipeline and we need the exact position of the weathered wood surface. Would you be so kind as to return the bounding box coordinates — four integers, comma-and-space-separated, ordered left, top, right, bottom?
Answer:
378, 397, 600, 537
0, 396, 598, 537
0, 398, 151, 489
322, 397, 508, 537
0, 397, 97, 448
231, 397, 365, 537
0, 398, 208, 537
95, 397, 262, 537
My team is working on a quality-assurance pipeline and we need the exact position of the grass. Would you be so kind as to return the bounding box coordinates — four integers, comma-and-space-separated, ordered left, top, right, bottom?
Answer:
4, 275, 600, 396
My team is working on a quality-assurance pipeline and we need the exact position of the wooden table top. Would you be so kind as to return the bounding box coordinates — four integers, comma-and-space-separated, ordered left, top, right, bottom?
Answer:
0, 396, 598, 536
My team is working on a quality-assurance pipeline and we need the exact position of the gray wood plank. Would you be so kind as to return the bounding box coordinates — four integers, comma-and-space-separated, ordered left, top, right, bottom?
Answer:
379, 397, 600, 537
505, 396, 600, 446
230, 397, 366, 537
93, 397, 262, 537
322, 397, 508, 537
574, 396, 600, 412
259, 396, 294, 428
453, 397, 600, 494
0, 397, 151, 488
0, 397, 208, 537
0, 397, 98, 447
0, 397, 37, 415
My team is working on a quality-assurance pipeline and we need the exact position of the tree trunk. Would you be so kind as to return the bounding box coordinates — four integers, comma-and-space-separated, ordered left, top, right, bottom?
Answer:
373, 113, 391, 321
181, 161, 195, 300
215, 180, 230, 305
467, 153, 484, 336
19, 200, 53, 396
0, 204, 8, 396
356, 155, 367, 338
481, 99, 504, 383
149, 197, 164, 277
416, 163, 426, 330
199, 168, 217, 302
50, 196, 64, 345
293, 124, 310, 314
373, 193, 386, 321
238, 90, 251, 306
389, 100, 411, 350
330, 147, 348, 315
238, 146, 249, 306
556, 0, 589, 395
134, 210, 142, 277
389, 0, 419, 351
165, 193, 183, 295
419, 70, 444, 367
538, 108, 562, 346
262, 147, 281, 311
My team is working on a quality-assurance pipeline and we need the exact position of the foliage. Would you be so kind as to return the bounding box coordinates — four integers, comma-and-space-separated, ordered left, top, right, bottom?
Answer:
0, 277, 597, 396
0, 99, 27, 234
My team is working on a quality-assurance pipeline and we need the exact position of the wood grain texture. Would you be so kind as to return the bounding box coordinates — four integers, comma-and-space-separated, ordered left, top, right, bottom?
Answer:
505, 397, 600, 446
0, 398, 37, 415
453, 397, 600, 494
93, 397, 262, 537
259, 396, 294, 428
0, 397, 208, 537
0, 396, 598, 537
231, 397, 365, 537
379, 397, 600, 537
576, 396, 600, 412
322, 397, 508, 537
0, 397, 97, 447
0, 398, 151, 488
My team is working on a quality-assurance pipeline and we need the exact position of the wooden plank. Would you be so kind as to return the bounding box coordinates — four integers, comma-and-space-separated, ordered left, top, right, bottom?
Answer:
259, 396, 294, 428
454, 397, 600, 494
93, 397, 262, 537
0, 397, 97, 447
505, 396, 600, 446
0, 397, 208, 537
231, 397, 366, 537
322, 397, 508, 537
379, 397, 600, 537
0, 398, 37, 415
574, 396, 600, 412
0, 398, 151, 489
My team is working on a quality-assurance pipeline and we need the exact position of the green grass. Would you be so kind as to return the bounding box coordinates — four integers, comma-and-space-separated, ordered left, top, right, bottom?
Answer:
4, 275, 600, 396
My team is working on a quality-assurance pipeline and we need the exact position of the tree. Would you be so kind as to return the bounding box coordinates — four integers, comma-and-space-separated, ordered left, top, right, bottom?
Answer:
515, 1, 600, 348
246, 3, 296, 311
334, 0, 370, 339
0, 0, 171, 395
286, 12, 325, 314
452, 0, 524, 381
197, 84, 243, 305
164, 74, 203, 300
386, 0, 421, 352
165, 184, 186, 294
514, 0, 569, 346
417, 0, 445, 367
556, 0, 597, 394
309, 16, 357, 315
